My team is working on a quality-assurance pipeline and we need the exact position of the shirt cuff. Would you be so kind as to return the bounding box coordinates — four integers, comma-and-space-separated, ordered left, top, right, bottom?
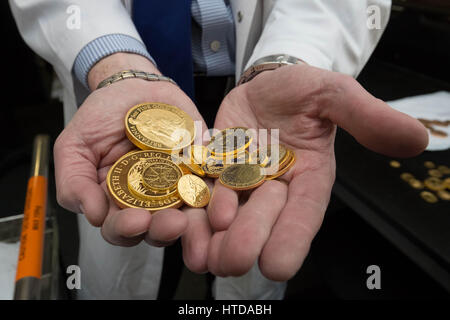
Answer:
73, 34, 156, 89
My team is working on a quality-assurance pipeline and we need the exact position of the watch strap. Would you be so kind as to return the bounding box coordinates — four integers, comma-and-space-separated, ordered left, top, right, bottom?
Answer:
238, 54, 304, 85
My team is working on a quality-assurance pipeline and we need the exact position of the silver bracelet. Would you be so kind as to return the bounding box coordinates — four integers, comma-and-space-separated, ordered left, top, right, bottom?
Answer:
97, 70, 178, 89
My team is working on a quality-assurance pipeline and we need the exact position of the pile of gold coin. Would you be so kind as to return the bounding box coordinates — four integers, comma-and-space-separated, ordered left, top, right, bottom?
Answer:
107, 103, 297, 212
391, 159, 450, 203
107, 102, 209, 211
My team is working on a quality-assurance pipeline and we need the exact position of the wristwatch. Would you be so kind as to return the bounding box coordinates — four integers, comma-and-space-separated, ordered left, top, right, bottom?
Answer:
238, 54, 304, 85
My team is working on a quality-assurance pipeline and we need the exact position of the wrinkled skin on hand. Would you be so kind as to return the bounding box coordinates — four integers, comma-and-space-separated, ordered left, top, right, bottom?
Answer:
54, 79, 212, 273
207, 64, 428, 281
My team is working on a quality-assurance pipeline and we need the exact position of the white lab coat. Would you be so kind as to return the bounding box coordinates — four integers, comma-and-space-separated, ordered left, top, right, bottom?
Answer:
9, 0, 391, 299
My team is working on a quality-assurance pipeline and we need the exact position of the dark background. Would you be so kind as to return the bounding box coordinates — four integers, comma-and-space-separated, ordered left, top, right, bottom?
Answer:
1, 0, 449, 299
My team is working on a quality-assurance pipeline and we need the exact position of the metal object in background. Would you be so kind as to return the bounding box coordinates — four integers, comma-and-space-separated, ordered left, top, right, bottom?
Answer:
14, 135, 50, 300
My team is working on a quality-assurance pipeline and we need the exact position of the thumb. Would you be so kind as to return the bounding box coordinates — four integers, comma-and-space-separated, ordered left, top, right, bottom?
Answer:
54, 134, 109, 227
321, 74, 428, 158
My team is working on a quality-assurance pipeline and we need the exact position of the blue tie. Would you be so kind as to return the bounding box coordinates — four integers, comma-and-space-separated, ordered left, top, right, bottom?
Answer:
133, 0, 194, 99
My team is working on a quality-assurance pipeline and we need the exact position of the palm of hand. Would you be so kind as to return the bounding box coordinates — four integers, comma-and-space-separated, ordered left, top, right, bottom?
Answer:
54, 80, 212, 272
207, 64, 428, 280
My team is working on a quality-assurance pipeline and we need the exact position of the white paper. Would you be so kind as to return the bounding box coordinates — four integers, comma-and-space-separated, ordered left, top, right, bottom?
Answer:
387, 91, 450, 151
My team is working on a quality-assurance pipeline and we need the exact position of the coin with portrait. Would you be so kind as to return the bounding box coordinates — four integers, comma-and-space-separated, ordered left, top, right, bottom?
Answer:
219, 163, 266, 191
125, 102, 195, 151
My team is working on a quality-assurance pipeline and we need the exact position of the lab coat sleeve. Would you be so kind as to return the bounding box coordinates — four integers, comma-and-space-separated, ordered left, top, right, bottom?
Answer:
9, 0, 143, 74
247, 0, 391, 77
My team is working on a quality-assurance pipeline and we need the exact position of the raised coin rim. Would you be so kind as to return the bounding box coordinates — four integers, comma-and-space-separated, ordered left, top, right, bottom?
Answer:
107, 150, 182, 211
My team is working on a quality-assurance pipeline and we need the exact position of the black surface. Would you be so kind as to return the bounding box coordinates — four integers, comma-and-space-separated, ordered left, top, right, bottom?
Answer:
286, 196, 448, 299
333, 61, 450, 291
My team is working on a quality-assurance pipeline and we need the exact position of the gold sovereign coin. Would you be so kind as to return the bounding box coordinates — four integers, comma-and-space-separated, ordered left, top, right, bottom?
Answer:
207, 127, 253, 156
266, 151, 297, 180
437, 190, 450, 201
177, 174, 210, 208
251, 144, 288, 168
179, 162, 206, 177
141, 158, 183, 191
437, 165, 450, 175
202, 158, 227, 178
173, 152, 207, 178
408, 179, 424, 189
400, 173, 414, 182
191, 145, 209, 164
219, 164, 266, 191
180, 165, 191, 175
389, 160, 401, 168
125, 102, 195, 151
420, 191, 438, 203
221, 150, 251, 165
428, 169, 443, 178
445, 177, 450, 189
424, 177, 445, 191
424, 161, 435, 169
107, 150, 182, 211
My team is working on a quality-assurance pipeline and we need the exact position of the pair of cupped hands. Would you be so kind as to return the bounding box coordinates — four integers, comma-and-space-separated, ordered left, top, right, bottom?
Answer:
54, 53, 428, 281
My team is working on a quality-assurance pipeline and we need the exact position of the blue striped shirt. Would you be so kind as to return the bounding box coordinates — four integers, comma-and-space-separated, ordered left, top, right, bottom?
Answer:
74, 0, 236, 89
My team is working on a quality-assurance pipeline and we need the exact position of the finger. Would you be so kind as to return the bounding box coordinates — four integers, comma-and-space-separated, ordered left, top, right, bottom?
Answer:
219, 180, 288, 276
321, 72, 428, 157
207, 231, 227, 277
207, 179, 239, 231
181, 207, 212, 273
259, 164, 333, 281
54, 135, 108, 226
144, 208, 188, 246
98, 138, 135, 169
101, 207, 152, 247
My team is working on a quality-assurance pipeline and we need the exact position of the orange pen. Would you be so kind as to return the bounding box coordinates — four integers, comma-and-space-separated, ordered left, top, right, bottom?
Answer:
14, 135, 50, 300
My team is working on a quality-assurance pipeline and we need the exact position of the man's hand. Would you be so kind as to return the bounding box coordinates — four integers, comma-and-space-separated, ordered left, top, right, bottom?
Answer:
207, 64, 428, 281
54, 53, 211, 273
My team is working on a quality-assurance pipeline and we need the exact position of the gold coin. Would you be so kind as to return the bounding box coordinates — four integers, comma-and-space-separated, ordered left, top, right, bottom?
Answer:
180, 165, 191, 175
420, 191, 438, 203
277, 149, 293, 170
437, 190, 450, 201
400, 173, 414, 182
177, 174, 210, 208
207, 127, 253, 156
141, 158, 183, 191
424, 177, 445, 191
437, 165, 450, 175
424, 161, 435, 169
251, 144, 288, 168
219, 164, 266, 191
191, 145, 209, 164
128, 160, 178, 200
266, 151, 297, 180
107, 150, 182, 211
125, 102, 195, 151
179, 162, 206, 178
428, 169, 443, 178
445, 177, 450, 189
202, 158, 227, 178
389, 160, 401, 168
221, 150, 251, 165
408, 179, 424, 189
